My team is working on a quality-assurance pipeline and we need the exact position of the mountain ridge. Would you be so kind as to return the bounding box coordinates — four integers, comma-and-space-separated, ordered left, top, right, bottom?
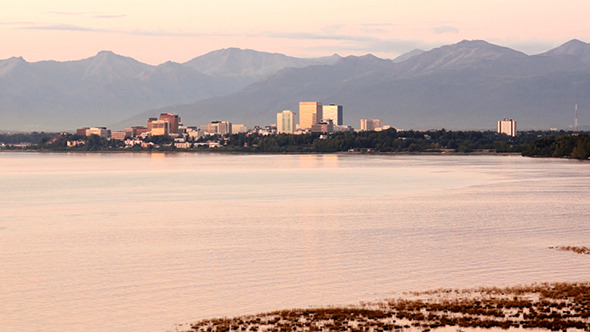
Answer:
1, 39, 590, 131
124, 39, 590, 130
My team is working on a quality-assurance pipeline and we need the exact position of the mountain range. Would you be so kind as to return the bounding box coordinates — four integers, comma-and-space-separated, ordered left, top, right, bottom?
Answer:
1, 40, 590, 132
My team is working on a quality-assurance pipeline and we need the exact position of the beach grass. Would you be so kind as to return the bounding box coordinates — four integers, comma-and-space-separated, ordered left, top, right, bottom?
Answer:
174, 282, 590, 332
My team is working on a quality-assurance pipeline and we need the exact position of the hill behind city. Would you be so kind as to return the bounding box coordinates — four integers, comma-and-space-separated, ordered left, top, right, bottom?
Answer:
2, 40, 590, 131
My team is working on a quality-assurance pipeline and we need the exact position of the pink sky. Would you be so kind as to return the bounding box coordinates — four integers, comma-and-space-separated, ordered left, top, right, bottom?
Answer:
2, 0, 590, 65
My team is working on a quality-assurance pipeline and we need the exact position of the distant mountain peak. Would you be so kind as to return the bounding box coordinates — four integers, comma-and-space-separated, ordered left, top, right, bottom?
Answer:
7, 56, 27, 62
449, 39, 524, 55
0, 56, 28, 76
159, 60, 182, 67
90, 50, 140, 63
541, 39, 590, 64
396, 39, 527, 76
79, 50, 149, 80
184, 48, 340, 79
96, 50, 116, 56
336, 54, 391, 67
457, 39, 489, 46
564, 39, 586, 46
544, 39, 590, 55
91, 50, 128, 61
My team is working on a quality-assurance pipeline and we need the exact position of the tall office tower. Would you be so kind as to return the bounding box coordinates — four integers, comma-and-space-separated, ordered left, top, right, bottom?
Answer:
277, 110, 297, 134
299, 101, 322, 130
360, 119, 383, 131
497, 118, 517, 137
159, 113, 181, 134
322, 104, 343, 126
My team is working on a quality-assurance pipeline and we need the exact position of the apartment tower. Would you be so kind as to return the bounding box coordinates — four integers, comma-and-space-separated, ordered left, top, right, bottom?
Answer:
497, 118, 517, 137
277, 110, 297, 134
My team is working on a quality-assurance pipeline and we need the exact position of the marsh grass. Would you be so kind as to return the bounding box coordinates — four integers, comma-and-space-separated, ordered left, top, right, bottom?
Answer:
177, 282, 590, 332
549, 246, 590, 255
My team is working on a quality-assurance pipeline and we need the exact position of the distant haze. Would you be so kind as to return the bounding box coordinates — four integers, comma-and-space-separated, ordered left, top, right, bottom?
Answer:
1, 40, 590, 132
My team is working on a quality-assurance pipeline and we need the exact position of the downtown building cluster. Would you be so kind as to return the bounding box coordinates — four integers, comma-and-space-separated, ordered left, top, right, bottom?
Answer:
277, 101, 390, 134
71, 102, 392, 148
69, 103, 517, 149
73, 113, 250, 148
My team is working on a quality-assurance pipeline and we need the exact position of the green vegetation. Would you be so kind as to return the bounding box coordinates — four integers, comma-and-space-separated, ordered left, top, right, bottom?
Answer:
204, 129, 565, 154
0, 132, 60, 148
3, 129, 587, 159
38, 134, 125, 151
522, 134, 590, 159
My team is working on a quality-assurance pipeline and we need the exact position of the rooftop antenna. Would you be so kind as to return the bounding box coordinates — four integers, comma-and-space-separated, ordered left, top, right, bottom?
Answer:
574, 91, 579, 136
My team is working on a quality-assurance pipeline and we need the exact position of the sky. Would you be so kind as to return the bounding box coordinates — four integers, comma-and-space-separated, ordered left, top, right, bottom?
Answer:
2, 0, 590, 65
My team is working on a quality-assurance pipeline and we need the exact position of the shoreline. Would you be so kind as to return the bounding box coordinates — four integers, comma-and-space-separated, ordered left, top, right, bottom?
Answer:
0, 149, 524, 156
175, 282, 590, 332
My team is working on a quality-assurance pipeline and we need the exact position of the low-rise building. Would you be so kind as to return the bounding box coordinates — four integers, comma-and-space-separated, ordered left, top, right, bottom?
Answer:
67, 140, 85, 147
85, 127, 110, 138
111, 131, 127, 140
232, 124, 248, 133
125, 126, 149, 138
76, 127, 90, 136
206, 121, 232, 135
360, 119, 383, 131
311, 119, 334, 133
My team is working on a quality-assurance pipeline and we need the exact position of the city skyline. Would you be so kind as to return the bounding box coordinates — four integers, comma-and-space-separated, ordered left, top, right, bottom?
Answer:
3, 1, 590, 65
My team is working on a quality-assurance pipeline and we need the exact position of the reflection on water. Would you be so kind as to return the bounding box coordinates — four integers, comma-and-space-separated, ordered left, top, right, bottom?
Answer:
297, 154, 339, 168
1, 153, 589, 332
149, 152, 168, 159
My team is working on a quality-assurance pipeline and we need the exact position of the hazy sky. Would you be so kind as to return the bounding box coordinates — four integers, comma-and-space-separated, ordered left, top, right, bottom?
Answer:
2, 0, 590, 65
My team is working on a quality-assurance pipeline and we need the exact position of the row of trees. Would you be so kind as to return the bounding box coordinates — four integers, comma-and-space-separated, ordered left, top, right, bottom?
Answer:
212, 129, 569, 154
2, 129, 587, 159
0, 132, 60, 145
522, 134, 590, 159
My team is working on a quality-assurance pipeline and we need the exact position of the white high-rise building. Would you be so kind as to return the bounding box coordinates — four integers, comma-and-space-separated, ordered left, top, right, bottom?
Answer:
276, 110, 296, 134
322, 104, 343, 126
497, 118, 517, 137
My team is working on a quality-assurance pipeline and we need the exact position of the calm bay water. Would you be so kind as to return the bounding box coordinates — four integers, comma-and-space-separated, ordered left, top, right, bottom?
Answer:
1, 152, 589, 332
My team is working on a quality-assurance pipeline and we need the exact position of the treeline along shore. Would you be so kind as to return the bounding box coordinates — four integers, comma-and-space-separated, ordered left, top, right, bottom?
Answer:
2, 129, 590, 160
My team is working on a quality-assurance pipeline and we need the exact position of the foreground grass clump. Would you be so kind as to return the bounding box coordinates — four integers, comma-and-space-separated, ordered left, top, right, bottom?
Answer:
549, 246, 590, 255
177, 282, 590, 332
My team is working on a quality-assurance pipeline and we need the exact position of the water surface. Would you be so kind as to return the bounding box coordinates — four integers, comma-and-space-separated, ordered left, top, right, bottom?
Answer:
1, 153, 589, 331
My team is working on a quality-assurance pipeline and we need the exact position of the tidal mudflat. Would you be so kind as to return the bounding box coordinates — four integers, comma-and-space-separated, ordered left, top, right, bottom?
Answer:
178, 282, 590, 332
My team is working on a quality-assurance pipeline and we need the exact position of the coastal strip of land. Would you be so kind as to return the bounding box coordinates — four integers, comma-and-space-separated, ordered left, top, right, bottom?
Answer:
173, 282, 590, 332
3, 130, 590, 160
